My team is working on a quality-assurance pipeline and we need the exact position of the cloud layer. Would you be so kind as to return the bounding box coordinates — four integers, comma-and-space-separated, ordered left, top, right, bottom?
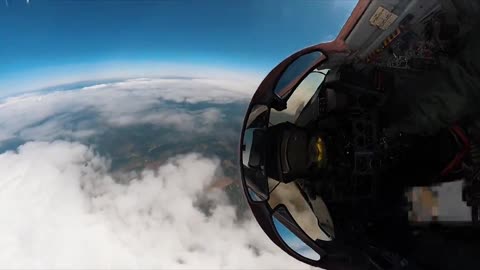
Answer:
0, 75, 309, 269
0, 141, 305, 269
0, 77, 253, 144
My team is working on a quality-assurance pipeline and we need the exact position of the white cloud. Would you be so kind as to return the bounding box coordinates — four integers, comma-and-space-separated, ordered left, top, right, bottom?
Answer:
0, 74, 310, 269
0, 77, 252, 144
0, 141, 306, 269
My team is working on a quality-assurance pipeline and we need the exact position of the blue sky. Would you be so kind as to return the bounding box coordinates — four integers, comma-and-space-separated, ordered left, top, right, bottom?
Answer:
0, 0, 355, 94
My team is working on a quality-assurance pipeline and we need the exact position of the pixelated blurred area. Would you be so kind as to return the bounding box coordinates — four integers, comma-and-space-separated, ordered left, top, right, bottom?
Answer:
407, 181, 472, 223
408, 187, 439, 222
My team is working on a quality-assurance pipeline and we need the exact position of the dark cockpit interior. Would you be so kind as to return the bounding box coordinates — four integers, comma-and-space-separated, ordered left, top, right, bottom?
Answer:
240, 1, 480, 268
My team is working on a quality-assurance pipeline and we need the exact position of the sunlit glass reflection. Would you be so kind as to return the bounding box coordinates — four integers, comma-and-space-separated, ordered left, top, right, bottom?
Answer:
274, 51, 323, 98
272, 216, 321, 261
